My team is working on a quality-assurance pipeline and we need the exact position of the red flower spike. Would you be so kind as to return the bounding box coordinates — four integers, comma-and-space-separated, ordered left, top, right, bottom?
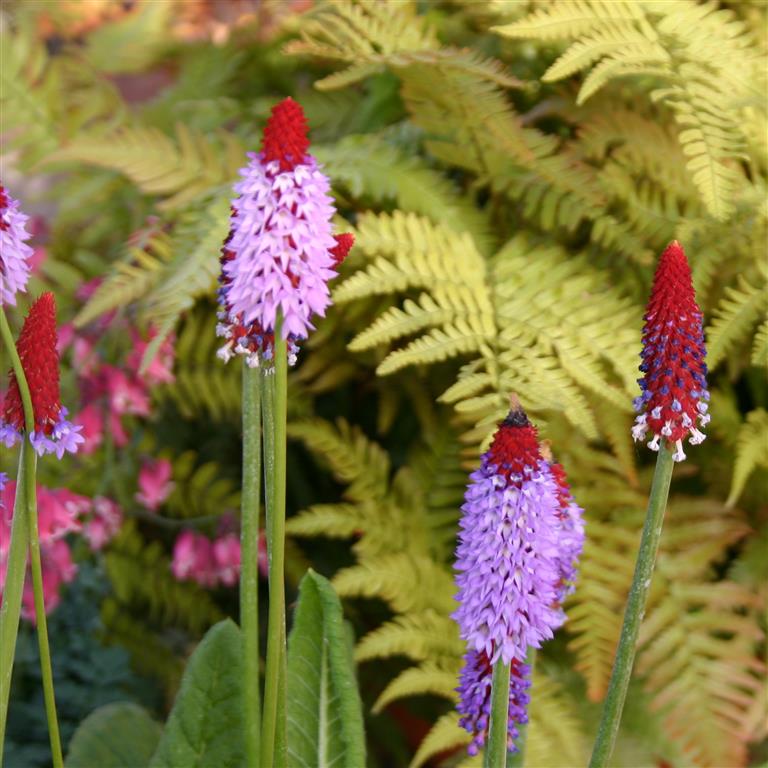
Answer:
261, 97, 310, 172
330, 233, 354, 266
1, 293, 83, 457
632, 241, 709, 462
487, 403, 543, 484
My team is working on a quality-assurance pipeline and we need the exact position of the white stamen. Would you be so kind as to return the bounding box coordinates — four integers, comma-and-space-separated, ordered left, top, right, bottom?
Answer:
688, 428, 706, 445
699, 413, 711, 426
672, 440, 686, 462
647, 434, 661, 451
651, 406, 662, 419
216, 343, 234, 363
246, 353, 260, 369
661, 420, 673, 437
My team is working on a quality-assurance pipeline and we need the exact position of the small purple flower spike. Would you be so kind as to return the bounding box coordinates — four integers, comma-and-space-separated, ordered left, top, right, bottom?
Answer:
0, 183, 34, 307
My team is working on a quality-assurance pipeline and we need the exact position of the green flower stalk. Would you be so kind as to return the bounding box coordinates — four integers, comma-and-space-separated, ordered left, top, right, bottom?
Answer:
590, 242, 709, 766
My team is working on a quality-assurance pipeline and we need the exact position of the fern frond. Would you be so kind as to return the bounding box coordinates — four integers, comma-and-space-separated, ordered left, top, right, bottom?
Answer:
333, 554, 456, 615
75, 224, 174, 327
164, 451, 240, 520
410, 711, 470, 768
706, 271, 768, 368
45, 125, 243, 209
355, 611, 462, 665
727, 409, 768, 507
638, 572, 766, 767
751, 316, 768, 367
496, 0, 764, 219
315, 134, 493, 254
373, 663, 459, 713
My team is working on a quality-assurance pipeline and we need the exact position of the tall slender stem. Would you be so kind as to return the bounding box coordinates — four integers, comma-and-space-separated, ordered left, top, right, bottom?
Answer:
0, 309, 63, 768
589, 444, 675, 767
260, 322, 288, 768
0, 449, 29, 765
484, 658, 511, 768
241, 364, 262, 768
507, 649, 536, 768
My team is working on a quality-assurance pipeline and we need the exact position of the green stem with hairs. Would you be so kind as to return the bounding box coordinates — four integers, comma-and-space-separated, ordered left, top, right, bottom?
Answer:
484, 658, 510, 768
589, 443, 675, 767
507, 648, 536, 768
260, 320, 288, 768
0, 309, 63, 768
0, 444, 28, 767
241, 364, 262, 768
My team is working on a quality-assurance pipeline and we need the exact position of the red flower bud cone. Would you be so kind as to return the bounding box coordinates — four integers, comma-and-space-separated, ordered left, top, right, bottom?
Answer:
3, 292, 61, 433
330, 233, 355, 266
261, 97, 310, 172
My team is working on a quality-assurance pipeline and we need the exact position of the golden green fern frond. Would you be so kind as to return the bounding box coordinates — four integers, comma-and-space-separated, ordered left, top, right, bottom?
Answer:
138, 193, 231, 329
706, 267, 768, 368
638, 573, 765, 767
373, 662, 460, 713
74, 223, 174, 327
315, 134, 493, 253
287, 418, 391, 503
333, 554, 456, 615
355, 611, 462, 665
284, 0, 439, 90
727, 409, 768, 507
752, 316, 768, 367
45, 124, 243, 210
105, 521, 224, 634
410, 711, 470, 768
164, 451, 240, 520
567, 497, 750, 701
160, 308, 242, 424
495, 0, 764, 220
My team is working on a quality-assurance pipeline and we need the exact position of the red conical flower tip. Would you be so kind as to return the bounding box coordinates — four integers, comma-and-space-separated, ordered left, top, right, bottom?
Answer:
632, 241, 709, 462
486, 401, 543, 483
261, 97, 310, 172
330, 233, 354, 266
1, 293, 83, 457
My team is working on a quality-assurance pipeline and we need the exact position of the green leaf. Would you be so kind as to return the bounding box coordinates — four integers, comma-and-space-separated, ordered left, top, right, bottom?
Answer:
149, 620, 244, 768
287, 569, 366, 768
66, 702, 161, 768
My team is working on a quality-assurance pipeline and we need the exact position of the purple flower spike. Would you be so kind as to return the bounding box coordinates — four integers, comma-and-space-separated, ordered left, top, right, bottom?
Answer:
457, 650, 531, 756
453, 400, 585, 755
0, 183, 34, 307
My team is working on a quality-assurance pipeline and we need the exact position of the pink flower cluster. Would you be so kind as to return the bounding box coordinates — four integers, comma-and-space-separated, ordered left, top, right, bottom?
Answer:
0, 481, 123, 621
135, 457, 174, 511
171, 530, 242, 588
61, 279, 175, 452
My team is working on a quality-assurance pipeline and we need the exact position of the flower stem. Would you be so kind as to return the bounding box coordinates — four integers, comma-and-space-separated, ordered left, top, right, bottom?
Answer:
484, 658, 511, 768
241, 363, 262, 768
507, 649, 536, 768
260, 324, 288, 768
589, 443, 675, 767
0, 448, 29, 766
0, 308, 63, 768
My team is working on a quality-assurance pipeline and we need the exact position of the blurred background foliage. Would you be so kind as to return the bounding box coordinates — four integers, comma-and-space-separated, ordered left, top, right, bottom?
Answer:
0, 0, 766, 766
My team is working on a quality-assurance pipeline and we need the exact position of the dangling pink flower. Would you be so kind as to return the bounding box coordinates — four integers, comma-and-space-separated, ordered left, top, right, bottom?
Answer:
22, 539, 77, 623
83, 496, 122, 551
216, 97, 354, 367
37, 487, 88, 545
127, 327, 176, 385
135, 458, 174, 511
74, 404, 104, 454
171, 530, 217, 587
213, 533, 241, 587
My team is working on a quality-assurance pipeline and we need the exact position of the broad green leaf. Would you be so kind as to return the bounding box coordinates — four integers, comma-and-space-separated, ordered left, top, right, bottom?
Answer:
149, 619, 244, 768
287, 569, 366, 768
66, 702, 161, 768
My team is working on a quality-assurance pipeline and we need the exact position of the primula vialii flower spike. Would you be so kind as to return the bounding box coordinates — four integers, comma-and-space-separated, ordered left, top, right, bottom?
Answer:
215, 97, 354, 368
0, 293, 83, 458
631, 241, 709, 462
453, 400, 584, 755
0, 182, 34, 307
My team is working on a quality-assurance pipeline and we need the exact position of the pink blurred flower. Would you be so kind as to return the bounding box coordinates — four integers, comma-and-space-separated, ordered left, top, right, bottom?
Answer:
75, 277, 103, 303
171, 530, 217, 588
22, 539, 77, 623
83, 496, 122, 551
74, 404, 104, 454
37, 487, 87, 545
213, 534, 241, 587
135, 458, 174, 511
104, 366, 150, 417
127, 327, 175, 386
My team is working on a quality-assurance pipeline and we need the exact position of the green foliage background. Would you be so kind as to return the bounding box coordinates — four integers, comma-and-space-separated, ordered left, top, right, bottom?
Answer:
1, 1, 766, 766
